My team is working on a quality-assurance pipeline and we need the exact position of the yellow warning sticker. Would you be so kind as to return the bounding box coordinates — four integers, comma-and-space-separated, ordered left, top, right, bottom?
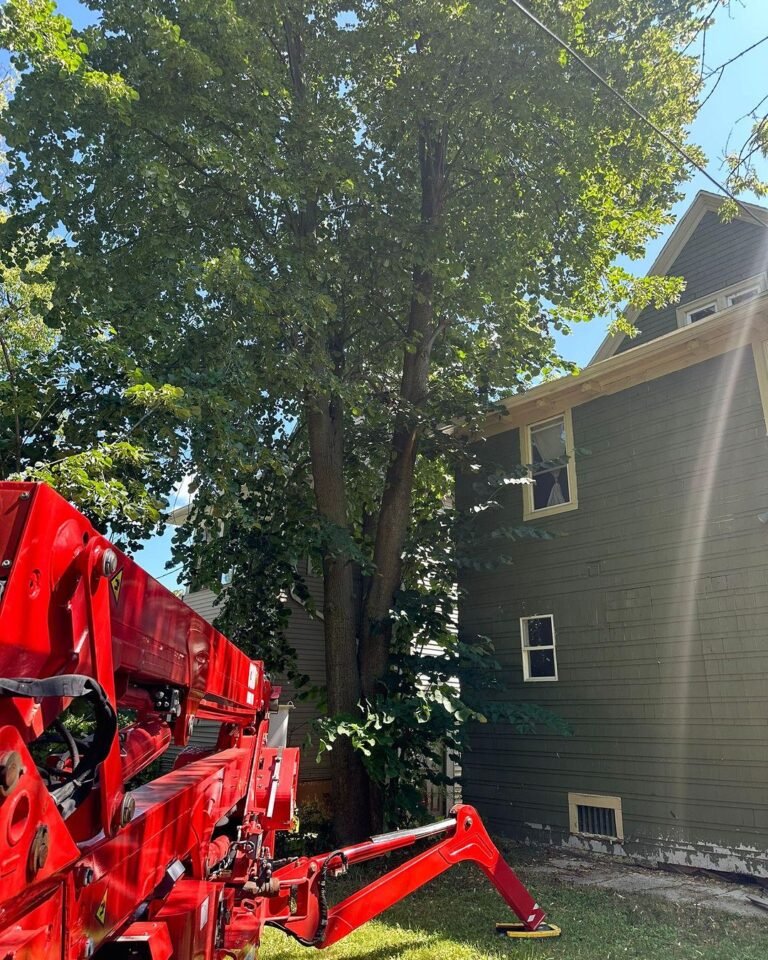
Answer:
109, 569, 123, 604
96, 890, 108, 925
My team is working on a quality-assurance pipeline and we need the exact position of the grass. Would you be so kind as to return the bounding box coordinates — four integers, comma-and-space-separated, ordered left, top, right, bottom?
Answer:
262, 861, 768, 960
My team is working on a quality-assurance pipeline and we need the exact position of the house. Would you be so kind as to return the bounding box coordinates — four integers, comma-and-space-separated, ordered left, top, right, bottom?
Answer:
457, 191, 768, 876
165, 504, 331, 804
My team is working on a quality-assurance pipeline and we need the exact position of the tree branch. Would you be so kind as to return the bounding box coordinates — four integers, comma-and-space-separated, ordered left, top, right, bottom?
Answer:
0, 327, 22, 473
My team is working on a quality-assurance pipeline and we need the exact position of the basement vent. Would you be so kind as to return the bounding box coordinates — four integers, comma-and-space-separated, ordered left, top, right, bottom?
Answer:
568, 792, 624, 842
577, 804, 616, 837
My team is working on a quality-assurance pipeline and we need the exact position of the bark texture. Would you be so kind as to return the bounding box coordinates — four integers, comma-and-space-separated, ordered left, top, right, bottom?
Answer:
306, 388, 370, 843
359, 122, 446, 700
289, 13, 448, 838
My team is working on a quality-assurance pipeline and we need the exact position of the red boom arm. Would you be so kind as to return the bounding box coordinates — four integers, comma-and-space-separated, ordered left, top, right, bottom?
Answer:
0, 482, 556, 958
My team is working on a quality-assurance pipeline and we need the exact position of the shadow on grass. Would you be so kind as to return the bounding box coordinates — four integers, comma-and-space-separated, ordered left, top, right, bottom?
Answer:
262, 859, 768, 960
262, 928, 444, 960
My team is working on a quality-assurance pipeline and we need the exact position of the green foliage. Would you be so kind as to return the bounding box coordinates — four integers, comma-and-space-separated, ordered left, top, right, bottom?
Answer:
312, 456, 572, 827
0, 228, 186, 546
178, 457, 320, 676
0, 0, 711, 825
276, 798, 335, 859
13, 442, 164, 534
0, 204, 187, 545
726, 120, 768, 200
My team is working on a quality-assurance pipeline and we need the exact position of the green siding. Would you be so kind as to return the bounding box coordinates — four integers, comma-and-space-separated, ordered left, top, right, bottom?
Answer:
169, 572, 330, 782
458, 347, 768, 874
617, 210, 768, 352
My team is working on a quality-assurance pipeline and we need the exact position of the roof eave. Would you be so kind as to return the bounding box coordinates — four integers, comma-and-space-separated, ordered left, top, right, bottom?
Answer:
476, 292, 768, 439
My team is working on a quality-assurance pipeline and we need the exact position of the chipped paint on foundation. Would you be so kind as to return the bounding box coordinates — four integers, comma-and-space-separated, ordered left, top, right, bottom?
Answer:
509, 821, 768, 878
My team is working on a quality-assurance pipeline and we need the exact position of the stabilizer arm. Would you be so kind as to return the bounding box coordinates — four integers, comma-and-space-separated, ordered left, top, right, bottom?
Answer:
263, 804, 547, 949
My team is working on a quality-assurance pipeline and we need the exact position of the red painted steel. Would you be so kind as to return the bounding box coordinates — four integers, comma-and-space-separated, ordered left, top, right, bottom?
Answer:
0, 481, 553, 958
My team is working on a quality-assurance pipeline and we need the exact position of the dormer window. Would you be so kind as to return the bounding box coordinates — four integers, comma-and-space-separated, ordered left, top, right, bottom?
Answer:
677, 273, 767, 328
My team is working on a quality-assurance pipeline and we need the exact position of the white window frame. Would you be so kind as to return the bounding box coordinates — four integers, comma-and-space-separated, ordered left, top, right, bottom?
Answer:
520, 614, 558, 682
752, 338, 768, 435
727, 285, 763, 307
684, 301, 717, 325
521, 409, 578, 521
676, 273, 767, 328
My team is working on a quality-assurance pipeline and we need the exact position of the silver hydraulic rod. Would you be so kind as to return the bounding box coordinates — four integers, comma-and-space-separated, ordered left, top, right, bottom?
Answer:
368, 816, 457, 846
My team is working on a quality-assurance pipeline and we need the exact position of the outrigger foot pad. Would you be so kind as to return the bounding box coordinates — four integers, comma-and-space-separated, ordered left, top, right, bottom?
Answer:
495, 921, 562, 939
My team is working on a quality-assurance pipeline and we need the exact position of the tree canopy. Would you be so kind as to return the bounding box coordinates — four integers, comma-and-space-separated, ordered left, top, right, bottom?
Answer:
1, 0, 710, 839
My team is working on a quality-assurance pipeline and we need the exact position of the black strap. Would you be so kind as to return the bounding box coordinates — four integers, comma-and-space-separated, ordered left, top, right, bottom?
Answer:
0, 675, 117, 817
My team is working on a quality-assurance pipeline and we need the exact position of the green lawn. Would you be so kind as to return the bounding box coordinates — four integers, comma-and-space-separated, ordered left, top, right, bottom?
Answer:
262, 863, 768, 960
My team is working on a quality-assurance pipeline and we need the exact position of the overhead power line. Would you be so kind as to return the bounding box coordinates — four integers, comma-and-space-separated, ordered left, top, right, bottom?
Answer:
507, 0, 767, 229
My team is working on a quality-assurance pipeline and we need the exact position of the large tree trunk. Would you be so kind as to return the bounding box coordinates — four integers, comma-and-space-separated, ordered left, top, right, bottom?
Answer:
358, 123, 447, 829
306, 388, 371, 843
360, 121, 446, 692
359, 277, 434, 698
283, 14, 371, 843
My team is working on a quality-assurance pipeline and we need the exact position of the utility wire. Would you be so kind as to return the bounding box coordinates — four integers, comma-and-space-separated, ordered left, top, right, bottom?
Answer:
507, 0, 768, 229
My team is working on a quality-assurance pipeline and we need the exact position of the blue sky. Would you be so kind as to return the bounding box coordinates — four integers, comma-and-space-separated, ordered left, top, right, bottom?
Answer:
28, 2, 768, 584
553, 2, 768, 367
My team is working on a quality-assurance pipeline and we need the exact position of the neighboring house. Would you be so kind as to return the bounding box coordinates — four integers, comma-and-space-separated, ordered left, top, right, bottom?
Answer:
457, 191, 768, 876
167, 510, 461, 815
165, 505, 331, 804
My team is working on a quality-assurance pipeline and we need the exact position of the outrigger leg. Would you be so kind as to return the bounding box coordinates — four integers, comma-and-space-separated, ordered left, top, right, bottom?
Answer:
250, 803, 561, 949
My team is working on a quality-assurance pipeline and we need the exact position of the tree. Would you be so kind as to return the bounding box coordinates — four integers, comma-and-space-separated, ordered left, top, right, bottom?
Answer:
667, 0, 768, 199
0, 204, 195, 545
2, 0, 706, 841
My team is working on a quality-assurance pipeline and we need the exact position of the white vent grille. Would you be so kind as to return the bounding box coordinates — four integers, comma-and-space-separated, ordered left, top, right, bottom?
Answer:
568, 793, 624, 841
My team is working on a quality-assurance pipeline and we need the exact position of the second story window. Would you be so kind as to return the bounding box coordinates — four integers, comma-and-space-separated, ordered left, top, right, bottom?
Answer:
727, 284, 762, 307
522, 411, 578, 520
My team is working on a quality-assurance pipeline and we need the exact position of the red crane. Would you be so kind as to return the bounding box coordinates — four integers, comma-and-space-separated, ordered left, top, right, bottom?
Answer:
0, 481, 559, 958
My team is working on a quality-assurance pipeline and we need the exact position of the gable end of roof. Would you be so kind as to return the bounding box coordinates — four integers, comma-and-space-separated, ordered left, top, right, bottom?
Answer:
588, 191, 768, 366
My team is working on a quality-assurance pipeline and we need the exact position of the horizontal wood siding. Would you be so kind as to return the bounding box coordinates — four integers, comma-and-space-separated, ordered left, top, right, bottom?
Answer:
178, 583, 330, 782
180, 587, 220, 625
458, 347, 768, 873
282, 569, 330, 781
618, 211, 768, 352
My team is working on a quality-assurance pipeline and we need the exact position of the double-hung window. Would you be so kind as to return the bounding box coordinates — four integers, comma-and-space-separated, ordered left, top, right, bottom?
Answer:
520, 615, 558, 681
522, 411, 577, 520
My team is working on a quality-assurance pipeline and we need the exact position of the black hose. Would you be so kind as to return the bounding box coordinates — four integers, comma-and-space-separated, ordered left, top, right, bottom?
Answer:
0, 675, 117, 818
54, 717, 80, 768
284, 849, 349, 947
